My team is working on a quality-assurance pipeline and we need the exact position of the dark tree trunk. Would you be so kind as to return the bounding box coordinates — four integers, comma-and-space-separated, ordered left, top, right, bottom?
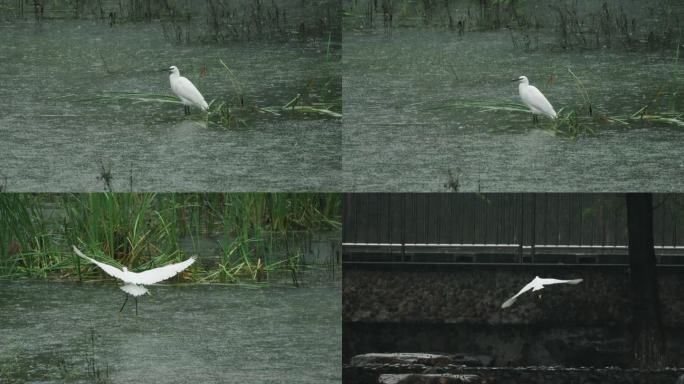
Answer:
625, 193, 664, 368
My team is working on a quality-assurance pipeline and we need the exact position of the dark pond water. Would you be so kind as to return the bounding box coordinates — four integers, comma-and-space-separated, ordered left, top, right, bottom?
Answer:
342, 1, 684, 191
0, 16, 340, 191
0, 280, 341, 383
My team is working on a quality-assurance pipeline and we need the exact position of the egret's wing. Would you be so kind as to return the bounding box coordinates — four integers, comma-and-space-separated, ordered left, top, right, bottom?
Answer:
72, 246, 126, 281
542, 278, 583, 286
127, 257, 196, 285
521, 85, 556, 117
172, 77, 207, 106
501, 280, 535, 308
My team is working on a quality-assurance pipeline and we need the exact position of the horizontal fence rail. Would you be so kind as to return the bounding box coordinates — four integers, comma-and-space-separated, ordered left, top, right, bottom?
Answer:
343, 194, 684, 265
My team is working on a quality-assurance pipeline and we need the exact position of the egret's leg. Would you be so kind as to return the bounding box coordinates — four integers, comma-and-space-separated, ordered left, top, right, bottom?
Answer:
119, 294, 129, 312
134, 297, 138, 316
532, 114, 539, 125
184, 106, 190, 115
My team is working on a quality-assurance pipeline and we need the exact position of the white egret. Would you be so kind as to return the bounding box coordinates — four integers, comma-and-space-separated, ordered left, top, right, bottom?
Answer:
168, 65, 209, 114
73, 246, 196, 315
501, 275, 583, 309
514, 75, 557, 121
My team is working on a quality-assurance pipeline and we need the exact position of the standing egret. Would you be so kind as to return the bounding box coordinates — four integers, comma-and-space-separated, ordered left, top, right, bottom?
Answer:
168, 65, 209, 114
514, 75, 557, 122
501, 275, 583, 308
73, 246, 196, 315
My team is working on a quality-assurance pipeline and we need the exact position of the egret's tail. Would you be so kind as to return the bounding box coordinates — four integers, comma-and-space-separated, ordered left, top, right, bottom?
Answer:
120, 284, 148, 297
566, 278, 583, 284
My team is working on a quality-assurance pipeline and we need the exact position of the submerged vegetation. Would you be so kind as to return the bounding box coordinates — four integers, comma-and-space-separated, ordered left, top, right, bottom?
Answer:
344, 0, 683, 52
89, 89, 341, 128
71, 57, 341, 128
432, 98, 683, 139
432, 66, 682, 139
0, 193, 341, 285
0, 0, 341, 44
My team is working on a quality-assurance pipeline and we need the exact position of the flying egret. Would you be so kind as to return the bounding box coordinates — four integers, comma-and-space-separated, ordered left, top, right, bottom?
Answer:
168, 65, 209, 115
73, 246, 196, 315
501, 275, 583, 309
514, 75, 557, 122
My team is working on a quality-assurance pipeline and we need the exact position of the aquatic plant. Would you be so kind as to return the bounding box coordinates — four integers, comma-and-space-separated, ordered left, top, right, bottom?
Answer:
444, 169, 462, 192
551, 2, 678, 51
96, 160, 114, 192
552, 108, 594, 138
259, 93, 342, 118
76, 57, 342, 128
0, 194, 43, 277
84, 327, 110, 384
82, 92, 183, 106
345, 0, 682, 53
78, 88, 341, 127
567, 68, 592, 117
346, 0, 532, 32
431, 62, 682, 139
432, 97, 683, 139
0, 193, 341, 285
217, 58, 341, 120
218, 58, 244, 107
1, 0, 341, 43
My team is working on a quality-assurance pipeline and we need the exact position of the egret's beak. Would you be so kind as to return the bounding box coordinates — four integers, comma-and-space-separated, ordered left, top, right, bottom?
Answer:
161, 68, 171, 73
512, 78, 520, 82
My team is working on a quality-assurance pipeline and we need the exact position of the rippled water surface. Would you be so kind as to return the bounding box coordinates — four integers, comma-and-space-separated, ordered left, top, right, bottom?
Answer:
0, 280, 341, 383
342, 3, 684, 191
0, 19, 340, 191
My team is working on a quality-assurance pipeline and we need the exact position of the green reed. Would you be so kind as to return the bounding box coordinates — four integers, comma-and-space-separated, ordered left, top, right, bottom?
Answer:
0, 193, 340, 285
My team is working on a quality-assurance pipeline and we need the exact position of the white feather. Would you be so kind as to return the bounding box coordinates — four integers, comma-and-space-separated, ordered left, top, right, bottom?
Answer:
73, 246, 196, 287
169, 66, 208, 111
517, 76, 557, 119
120, 284, 149, 297
73, 246, 127, 280
501, 276, 583, 308
125, 257, 196, 285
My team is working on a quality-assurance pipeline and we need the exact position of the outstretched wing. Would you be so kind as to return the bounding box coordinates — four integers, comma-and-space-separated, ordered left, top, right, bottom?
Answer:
501, 280, 536, 308
73, 246, 126, 281
127, 257, 196, 285
541, 278, 583, 286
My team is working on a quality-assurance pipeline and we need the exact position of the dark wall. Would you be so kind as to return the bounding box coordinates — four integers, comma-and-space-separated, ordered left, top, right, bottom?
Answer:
343, 193, 684, 248
343, 265, 684, 366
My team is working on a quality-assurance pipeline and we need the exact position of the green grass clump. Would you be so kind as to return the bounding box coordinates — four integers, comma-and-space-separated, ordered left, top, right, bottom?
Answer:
433, 65, 682, 139
75, 57, 342, 127
0, 193, 341, 285
83, 92, 182, 105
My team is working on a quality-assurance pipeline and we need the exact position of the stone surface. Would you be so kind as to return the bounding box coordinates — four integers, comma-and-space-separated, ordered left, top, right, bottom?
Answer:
378, 374, 482, 384
352, 353, 453, 368
350, 353, 494, 369
451, 354, 492, 367
344, 365, 684, 384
